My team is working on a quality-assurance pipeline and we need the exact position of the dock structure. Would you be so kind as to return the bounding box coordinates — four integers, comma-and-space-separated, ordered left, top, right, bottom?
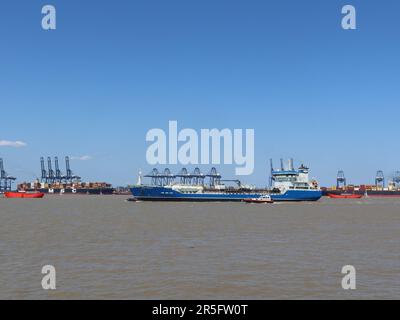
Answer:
0, 158, 16, 192
336, 170, 346, 189
393, 171, 400, 187
375, 170, 385, 190
40, 157, 47, 183
47, 156, 55, 184
39, 156, 81, 184
144, 167, 222, 187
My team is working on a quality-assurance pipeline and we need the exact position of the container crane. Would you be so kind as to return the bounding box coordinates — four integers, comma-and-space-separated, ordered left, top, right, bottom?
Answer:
0, 158, 16, 191
393, 171, 400, 187
47, 157, 55, 184
375, 170, 385, 190
64, 156, 80, 183
54, 157, 62, 183
207, 167, 221, 187
40, 157, 47, 183
337, 170, 346, 189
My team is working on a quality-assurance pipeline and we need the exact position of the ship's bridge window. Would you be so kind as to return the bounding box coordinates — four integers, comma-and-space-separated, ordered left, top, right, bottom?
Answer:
293, 183, 310, 189
275, 176, 297, 182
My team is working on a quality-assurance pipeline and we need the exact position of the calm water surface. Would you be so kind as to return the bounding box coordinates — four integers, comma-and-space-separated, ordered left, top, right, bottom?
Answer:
0, 195, 399, 299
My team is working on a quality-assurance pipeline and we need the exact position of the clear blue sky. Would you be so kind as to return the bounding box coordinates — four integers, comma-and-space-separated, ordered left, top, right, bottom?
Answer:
1, 0, 399, 187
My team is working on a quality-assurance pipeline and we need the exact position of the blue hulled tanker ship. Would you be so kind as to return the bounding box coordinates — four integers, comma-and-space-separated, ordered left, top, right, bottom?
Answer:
130, 159, 322, 202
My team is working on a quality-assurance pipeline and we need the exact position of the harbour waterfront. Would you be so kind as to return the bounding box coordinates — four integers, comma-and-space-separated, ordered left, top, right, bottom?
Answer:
0, 196, 399, 299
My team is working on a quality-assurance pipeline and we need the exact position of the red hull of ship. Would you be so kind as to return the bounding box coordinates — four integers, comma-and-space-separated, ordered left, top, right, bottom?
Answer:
4, 192, 45, 199
366, 194, 400, 198
328, 193, 363, 199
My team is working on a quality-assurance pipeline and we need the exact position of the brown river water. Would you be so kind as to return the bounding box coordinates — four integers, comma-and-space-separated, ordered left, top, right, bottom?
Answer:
0, 195, 399, 299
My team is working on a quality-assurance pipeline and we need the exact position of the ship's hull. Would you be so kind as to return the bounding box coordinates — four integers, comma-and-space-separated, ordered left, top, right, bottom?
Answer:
270, 190, 322, 201
328, 193, 363, 199
323, 190, 400, 197
130, 186, 322, 202
5, 192, 44, 199
22, 188, 114, 195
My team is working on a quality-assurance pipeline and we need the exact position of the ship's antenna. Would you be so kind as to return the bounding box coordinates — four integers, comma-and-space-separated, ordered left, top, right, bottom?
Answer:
269, 159, 274, 188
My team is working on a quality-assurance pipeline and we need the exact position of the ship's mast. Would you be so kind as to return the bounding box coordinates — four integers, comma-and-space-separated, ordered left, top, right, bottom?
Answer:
269, 159, 274, 188
137, 170, 143, 185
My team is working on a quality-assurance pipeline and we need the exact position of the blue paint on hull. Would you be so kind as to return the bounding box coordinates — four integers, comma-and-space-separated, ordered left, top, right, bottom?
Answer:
270, 189, 322, 201
130, 186, 322, 202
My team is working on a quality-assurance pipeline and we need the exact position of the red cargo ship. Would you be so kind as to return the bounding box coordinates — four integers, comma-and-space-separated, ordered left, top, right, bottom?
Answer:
4, 191, 45, 199
327, 193, 363, 199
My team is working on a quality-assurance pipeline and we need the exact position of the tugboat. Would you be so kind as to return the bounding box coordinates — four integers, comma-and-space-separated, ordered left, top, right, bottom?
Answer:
243, 194, 274, 204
